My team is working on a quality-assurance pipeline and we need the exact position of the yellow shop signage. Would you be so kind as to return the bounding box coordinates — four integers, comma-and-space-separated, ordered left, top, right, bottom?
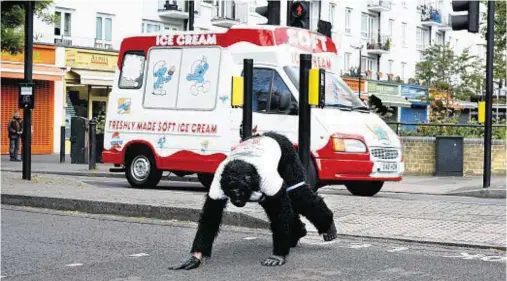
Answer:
65, 49, 118, 71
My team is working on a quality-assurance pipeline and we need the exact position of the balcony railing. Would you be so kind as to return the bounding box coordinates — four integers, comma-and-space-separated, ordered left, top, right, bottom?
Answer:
366, 34, 392, 54
367, 0, 392, 11
418, 4, 442, 25
439, 14, 452, 30
211, 1, 248, 27
158, 0, 188, 13
38, 34, 119, 51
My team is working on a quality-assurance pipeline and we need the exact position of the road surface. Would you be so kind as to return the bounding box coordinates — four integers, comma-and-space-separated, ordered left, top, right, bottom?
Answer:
1, 205, 505, 281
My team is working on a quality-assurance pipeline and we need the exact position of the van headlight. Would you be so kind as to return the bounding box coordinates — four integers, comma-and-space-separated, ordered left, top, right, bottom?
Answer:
332, 138, 367, 153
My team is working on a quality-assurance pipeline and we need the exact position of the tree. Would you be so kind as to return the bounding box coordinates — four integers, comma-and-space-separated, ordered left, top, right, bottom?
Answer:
1, 1, 55, 55
481, 1, 506, 82
415, 42, 484, 101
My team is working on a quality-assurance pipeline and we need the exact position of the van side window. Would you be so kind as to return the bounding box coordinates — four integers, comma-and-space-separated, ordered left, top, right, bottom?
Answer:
252, 68, 274, 113
269, 72, 297, 115
118, 51, 145, 89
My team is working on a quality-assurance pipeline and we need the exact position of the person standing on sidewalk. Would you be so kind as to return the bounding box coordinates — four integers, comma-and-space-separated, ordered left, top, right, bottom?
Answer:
8, 111, 23, 161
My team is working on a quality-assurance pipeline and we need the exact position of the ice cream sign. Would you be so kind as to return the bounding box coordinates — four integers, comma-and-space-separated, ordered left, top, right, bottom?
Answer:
156, 34, 217, 46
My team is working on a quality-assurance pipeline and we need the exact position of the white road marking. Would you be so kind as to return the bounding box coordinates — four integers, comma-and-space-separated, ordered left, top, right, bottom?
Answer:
129, 253, 150, 257
243, 237, 257, 240
443, 252, 507, 262
65, 263, 83, 267
387, 247, 409, 252
348, 243, 372, 249
0, 276, 6, 278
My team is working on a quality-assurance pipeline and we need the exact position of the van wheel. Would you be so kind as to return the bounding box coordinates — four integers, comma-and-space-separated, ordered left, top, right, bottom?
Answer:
197, 173, 214, 191
125, 151, 162, 188
307, 160, 319, 191
345, 181, 384, 196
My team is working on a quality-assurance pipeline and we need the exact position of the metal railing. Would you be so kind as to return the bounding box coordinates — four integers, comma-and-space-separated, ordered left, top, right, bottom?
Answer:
366, 34, 392, 51
386, 121, 506, 138
368, 0, 392, 9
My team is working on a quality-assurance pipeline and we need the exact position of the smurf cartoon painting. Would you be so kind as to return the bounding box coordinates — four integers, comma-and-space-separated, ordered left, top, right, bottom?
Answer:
153, 61, 176, 96
157, 136, 166, 149
186, 56, 211, 96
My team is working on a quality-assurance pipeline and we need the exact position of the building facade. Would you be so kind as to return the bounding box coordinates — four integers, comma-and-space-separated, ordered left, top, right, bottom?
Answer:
8, 0, 485, 155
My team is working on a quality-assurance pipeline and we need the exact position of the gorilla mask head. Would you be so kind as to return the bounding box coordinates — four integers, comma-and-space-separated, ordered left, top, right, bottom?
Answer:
220, 159, 260, 208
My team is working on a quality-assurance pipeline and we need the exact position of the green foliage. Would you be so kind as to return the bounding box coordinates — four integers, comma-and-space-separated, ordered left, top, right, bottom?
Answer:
415, 43, 484, 101
1, 1, 55, 55
481, 0, 506, 81
399, 114, 506, 140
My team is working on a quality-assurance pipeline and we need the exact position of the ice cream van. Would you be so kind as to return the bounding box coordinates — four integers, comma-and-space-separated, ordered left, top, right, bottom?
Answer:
102, 25, 404, 196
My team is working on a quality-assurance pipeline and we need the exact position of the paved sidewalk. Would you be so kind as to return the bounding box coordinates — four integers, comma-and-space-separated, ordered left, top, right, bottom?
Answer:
1, 171, 505, 250
2, 155, 506, 197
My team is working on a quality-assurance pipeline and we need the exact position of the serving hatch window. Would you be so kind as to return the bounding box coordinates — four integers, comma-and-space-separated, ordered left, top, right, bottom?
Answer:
283, 66, 365, 108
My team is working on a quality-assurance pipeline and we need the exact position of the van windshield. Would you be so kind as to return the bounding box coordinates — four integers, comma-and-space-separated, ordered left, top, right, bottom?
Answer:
284, 66, 366, 108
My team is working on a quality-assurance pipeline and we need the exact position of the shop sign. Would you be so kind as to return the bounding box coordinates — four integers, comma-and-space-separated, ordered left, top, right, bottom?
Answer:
401, 85, 428, 100
65, 49, 118, 71
1, 44, 56, 65
342, 77, 365, 92
367, 81, 399, 95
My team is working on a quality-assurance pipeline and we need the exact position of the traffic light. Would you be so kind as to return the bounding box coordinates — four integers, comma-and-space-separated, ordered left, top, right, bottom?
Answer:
255, 0, 280, 25
451, 0, 480, 33
288, 1, 310, 29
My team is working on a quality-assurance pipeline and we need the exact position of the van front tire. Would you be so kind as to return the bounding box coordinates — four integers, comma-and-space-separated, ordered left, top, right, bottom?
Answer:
345, 181, 384, 196
125, 151, 162, 188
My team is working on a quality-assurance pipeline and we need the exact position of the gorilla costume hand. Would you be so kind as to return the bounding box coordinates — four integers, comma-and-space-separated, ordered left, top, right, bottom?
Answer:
168, 256, 201, 270
261, 255, 286, 266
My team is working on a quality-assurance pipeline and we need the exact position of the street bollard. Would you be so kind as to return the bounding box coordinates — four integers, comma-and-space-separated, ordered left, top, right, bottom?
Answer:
60, 126, 65, 163
89, 118, 97, 170
242, 59, 253, 140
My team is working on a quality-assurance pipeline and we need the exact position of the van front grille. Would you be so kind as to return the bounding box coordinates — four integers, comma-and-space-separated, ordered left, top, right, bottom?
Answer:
371, 148, 399, 160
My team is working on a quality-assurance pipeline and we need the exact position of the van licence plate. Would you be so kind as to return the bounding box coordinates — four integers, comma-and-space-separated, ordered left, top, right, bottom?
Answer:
379, 162, 398, 172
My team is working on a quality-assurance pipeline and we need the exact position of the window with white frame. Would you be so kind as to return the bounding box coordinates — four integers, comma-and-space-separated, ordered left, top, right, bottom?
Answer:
361, 56, 377, 75
329, 3, 336, 29
344, 52, 351, 72
361, 13, 377, 39
345, 8, 352, 34
142, 21, 161, 33
388, 19, 394, 38
54, 10, 72, 37
416, 27, 430, 50
96, 14, 113, 42
213, 0, 237, 19
388, 60, 394, 74
436, 31, 445, 45
401, 22, 407, 46
310, 1, 320, 31
401, 62, 406, 80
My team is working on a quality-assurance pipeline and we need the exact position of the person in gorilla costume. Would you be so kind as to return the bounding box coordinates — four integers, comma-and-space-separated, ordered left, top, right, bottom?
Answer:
169, 131, 337, 270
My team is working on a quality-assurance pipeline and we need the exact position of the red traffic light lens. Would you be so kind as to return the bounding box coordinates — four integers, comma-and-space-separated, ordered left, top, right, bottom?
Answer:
291, 1, 306, 18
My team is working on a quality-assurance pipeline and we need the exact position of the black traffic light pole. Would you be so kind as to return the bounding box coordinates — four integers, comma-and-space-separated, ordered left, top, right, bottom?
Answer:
483, 1, 495, 188
242, 59, 253, 140
22, 1, 34, 180
298, 54, 312, 172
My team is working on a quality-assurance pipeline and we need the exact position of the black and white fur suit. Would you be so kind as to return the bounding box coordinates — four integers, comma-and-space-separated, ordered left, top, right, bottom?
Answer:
169, 131, 337, 270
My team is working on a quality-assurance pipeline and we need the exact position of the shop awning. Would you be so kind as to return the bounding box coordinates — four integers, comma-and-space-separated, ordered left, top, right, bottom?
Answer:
70, 69, 115, 86
1, 62, 64, 81
371, 93, 411, 108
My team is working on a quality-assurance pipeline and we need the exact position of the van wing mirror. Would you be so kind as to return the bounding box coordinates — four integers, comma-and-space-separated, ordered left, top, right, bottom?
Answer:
231, 76, 244, 107
309, 68, 325, 108
278, 92, 291, 112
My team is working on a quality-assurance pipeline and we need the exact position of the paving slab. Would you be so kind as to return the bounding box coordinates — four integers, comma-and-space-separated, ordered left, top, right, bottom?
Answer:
1, 171, 505, 250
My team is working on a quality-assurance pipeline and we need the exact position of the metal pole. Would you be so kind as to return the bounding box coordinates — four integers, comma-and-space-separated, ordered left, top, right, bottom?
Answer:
22, 1, 34, 180
89, 119, 97, 170
483, 1, 494, 188
299, 54, 312, 173
188, 0, 194, 31
358, 49, 362, 99
60, 126, 65, 163
242, 59, 253, 140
